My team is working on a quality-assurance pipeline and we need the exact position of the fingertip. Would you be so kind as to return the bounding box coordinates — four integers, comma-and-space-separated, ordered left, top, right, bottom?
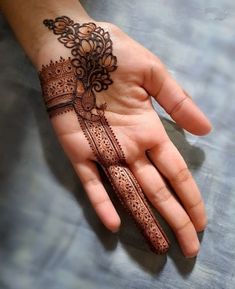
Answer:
183, 237, 200, 258
102, 207, 121, 233
185, 243, 200, 258
176, 221, 200, 258
195, 216, 208, 233
190, 114, 213, 136
108, 218, 121, 233
183, 90, 213, 136
201, 121, 213, 136
176, 100, 213, 136
189, 201, 208, 232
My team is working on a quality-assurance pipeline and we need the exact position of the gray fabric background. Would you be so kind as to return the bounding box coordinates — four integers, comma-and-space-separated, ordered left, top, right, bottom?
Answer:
0, 0, 235, 288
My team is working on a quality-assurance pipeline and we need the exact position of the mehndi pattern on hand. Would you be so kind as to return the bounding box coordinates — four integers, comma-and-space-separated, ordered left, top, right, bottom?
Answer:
39, 16, 170, 254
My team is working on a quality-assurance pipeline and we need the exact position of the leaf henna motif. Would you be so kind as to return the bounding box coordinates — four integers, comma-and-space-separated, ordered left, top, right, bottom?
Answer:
39, 16, 170, 254
43, 16, 117, 120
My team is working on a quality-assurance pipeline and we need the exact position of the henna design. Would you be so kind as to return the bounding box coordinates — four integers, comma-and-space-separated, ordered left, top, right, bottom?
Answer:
39, 16, 170, 254
43, 16, 116, 121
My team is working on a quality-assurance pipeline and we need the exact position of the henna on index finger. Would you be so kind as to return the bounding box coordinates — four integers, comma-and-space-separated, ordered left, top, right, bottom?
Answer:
39, 16, 169, 254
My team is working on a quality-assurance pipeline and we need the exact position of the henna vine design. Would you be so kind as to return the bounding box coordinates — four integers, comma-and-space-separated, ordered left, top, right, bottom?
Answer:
39, 16, 170, 254
43, 16, 117, 121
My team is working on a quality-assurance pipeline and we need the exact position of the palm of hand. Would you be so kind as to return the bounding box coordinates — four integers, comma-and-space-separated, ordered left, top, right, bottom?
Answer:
40, 21, 212, 257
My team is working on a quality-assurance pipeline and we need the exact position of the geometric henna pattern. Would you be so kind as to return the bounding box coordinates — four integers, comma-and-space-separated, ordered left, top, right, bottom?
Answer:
39, 16, 170, 254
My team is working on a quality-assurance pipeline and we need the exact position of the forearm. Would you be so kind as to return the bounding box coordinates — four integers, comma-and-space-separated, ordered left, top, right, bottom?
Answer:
0, 0, 92, 66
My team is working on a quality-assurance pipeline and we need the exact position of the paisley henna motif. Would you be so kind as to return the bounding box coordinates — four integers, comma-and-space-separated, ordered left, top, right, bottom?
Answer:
39, 16, 170, 254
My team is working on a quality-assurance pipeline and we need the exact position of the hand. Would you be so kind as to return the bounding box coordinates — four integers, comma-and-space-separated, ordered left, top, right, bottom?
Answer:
37, 19, 212, 258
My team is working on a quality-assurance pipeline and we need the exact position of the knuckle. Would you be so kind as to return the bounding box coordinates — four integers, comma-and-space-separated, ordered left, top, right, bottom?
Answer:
150, 58, 165, 73
148, 61, 166, 92
84, 177, 100, 188
149, 61, 165, 81
169, 95, 188, 116
93, 197, 110, 208
176, 219, 191, 233
154, 139, 171, 155
188, 199, 202, 211
149, 186, 172, 206
171, 168, 192, 184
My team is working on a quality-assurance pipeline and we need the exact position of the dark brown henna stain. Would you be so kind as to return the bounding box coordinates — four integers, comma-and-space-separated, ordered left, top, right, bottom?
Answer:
39, 16, 169, 254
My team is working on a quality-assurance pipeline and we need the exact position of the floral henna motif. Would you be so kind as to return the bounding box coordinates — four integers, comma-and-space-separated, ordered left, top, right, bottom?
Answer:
43, 16, 117, 121
39, 16, 170, 254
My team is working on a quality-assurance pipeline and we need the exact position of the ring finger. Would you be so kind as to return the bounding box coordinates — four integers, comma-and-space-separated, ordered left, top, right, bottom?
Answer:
147, 139, 207, 232
130, 156, 200, 257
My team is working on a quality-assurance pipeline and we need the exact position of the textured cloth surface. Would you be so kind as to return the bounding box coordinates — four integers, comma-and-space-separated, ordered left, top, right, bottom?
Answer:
0, 1, 235, 288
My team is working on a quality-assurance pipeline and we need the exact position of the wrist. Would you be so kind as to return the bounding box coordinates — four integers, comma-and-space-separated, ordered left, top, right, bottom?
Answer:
35, 16, 109, 71
32, 12, 95, 68
34, 14, 95, 69
35, 19, 118, 71
0, 0, 93, 67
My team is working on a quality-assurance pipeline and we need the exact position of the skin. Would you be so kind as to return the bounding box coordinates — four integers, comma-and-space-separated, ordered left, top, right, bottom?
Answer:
0, 0, 212, 258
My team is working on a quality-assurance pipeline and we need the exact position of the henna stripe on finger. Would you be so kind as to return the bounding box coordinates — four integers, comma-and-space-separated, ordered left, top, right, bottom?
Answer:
39, 16, 169, 254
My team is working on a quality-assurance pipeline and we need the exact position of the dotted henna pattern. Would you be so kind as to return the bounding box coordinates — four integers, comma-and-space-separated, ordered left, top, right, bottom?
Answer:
39, 16, 170, 254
